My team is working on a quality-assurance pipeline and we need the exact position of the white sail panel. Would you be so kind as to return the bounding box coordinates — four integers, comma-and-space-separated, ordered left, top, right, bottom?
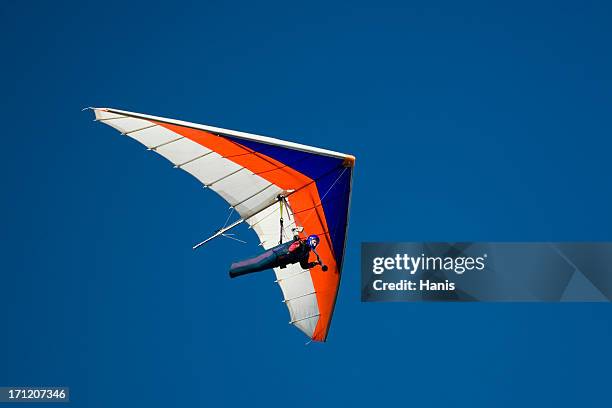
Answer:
154, 138, 212, 167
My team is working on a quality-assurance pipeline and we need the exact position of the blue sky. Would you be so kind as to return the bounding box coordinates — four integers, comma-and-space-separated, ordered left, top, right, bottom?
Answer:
1, 1, 612, 406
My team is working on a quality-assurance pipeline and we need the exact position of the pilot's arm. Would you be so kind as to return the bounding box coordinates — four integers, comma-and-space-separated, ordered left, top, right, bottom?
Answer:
299, 248, 328, 271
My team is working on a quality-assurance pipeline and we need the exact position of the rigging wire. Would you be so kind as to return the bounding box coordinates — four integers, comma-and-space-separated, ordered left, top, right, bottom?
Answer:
295, 166, 349, 237
221, 207, 235, 229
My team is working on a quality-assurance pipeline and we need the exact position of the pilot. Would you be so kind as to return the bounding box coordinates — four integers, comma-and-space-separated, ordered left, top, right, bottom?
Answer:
229, 234, 327, 278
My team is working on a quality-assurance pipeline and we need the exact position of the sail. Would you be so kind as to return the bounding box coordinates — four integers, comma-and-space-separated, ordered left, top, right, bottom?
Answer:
91, 108, 354, 342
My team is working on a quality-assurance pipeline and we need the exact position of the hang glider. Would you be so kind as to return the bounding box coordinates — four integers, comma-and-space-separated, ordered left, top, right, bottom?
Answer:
89, 107, 355, 342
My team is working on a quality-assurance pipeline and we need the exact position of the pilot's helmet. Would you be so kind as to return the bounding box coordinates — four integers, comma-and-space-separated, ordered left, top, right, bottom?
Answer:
306, 234, 320, 249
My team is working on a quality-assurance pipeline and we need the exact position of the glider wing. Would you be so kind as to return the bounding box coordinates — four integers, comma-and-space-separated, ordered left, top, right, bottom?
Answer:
91, 108, 354, 342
